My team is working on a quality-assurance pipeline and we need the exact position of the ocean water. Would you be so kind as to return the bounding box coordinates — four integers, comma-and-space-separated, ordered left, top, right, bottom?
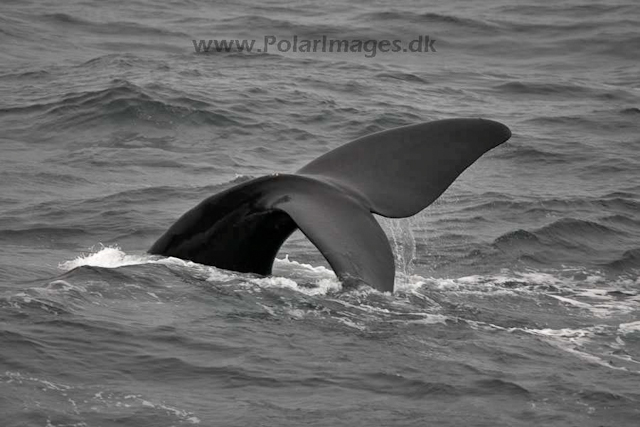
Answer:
1, 0, 639, 425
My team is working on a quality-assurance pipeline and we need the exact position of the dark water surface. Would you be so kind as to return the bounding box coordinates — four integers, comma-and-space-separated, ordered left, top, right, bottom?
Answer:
1, 0, 639, 426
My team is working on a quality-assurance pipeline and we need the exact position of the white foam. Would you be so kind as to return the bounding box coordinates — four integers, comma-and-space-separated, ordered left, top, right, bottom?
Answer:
59, 246, 151, 270
248, 275, 342, 296
205, 268, 237, 282
394, 274, 427, 293
58, 248, 347, 294
124, 397, 200, 423
4, 371, 71, 391
58, 246, 239, 283
619, 321, 640, 335
411, 274, 531, 297
286, 308, 308, 319
548, 294, 594, 309
406, 314, 449, 325
250, 276, 300, 290
504, 326, 638, 373
58, 249, 640, 322
273, 255, 334, 276
335, 317, 366, 331
246, 256, 342, 295
517, 326, 597, 340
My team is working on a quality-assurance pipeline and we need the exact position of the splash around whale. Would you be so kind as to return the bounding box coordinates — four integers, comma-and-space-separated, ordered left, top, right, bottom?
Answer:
149, 118, 512, 292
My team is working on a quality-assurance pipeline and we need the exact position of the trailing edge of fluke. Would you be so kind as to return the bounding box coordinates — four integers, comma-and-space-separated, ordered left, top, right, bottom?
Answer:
149, 118, 512, 292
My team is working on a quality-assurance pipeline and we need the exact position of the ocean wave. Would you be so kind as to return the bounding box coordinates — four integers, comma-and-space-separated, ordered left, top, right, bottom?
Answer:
0, 12, 34, 39
580, 157, 639, 175
0, 371, 202, 424
493, 229, 541, 246
216, 15, 346, 39
1, 80, 247, 130
461, 196, 640, 216
596, 214, 640, 232
55, 246, 639, 299
536, 218, 620, 239
6, 244, 638, 384
0, 170, 91, 187
494, 81, 639, 105
354, 372, 462, 397
76, 53, 159, 70
493, 145, 571, 164
492, 2, 638, 39
0, 277, 92, 315
494, 81, 593, 97
41, 12, 188, 38
65, 183, 231, 212
0, 69, 50, 80
488, 214, 640, 271
375, 72, 429, 84
512, 217, 618, 238
606, 248, 640, 270
498, 3, 634, 17
0, 227, 89, 245
361, 10, 498, 31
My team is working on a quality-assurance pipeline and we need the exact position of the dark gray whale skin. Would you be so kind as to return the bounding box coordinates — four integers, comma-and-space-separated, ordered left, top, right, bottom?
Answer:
149, 118, 512, 292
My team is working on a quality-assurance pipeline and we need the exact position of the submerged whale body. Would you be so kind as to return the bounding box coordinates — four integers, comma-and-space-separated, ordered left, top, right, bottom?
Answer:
149, 118, 511, 292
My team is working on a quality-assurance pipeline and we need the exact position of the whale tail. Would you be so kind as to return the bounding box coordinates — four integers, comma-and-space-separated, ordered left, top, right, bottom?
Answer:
149, 118, 511, 292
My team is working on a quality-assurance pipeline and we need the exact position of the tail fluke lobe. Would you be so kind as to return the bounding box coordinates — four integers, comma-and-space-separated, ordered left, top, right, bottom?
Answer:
270, 177, 395, 292
298, 118, 511, 218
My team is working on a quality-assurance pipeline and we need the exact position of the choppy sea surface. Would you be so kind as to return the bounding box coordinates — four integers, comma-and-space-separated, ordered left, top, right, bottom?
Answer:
1, 0, 639, 426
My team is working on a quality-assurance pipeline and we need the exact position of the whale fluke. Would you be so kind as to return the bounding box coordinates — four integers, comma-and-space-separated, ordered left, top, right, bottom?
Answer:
149, 118, 511, 292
